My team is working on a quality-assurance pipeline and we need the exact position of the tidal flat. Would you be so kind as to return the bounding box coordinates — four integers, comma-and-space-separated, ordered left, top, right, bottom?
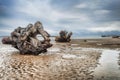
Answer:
0, 37, 120, 80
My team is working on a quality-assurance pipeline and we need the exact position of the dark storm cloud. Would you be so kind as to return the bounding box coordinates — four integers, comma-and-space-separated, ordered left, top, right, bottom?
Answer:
103, 0, 120, 21
0, 0, 15, 18
50, 0, 120, 23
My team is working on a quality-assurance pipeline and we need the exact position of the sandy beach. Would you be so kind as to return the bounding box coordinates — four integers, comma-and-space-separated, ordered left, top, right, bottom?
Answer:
0, 37, 120, 80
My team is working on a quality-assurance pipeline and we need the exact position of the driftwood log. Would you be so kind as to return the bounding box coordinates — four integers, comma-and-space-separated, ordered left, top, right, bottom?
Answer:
55, 30, 72, 42
2, 21, 52, 55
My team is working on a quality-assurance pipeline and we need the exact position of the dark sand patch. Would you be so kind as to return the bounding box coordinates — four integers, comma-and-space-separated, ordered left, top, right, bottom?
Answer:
71, 38, 120, 49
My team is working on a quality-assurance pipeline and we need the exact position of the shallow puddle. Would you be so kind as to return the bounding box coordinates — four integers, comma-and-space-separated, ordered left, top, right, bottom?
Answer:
94, 50, 120, 80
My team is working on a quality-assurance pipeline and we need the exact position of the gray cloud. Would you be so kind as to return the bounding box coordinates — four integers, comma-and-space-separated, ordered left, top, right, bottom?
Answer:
0, 0, 120, 37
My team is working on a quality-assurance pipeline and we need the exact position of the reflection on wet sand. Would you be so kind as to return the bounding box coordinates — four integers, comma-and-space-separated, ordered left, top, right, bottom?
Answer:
0, 42, 101, 80
93, 50, 120, 80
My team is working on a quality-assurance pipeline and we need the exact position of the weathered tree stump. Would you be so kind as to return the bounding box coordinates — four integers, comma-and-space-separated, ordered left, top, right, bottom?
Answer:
55, 30, 72, 42
2, 21, 52, 55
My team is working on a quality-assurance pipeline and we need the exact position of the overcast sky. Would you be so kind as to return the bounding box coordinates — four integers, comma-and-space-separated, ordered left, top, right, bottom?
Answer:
0, 0, 120, 37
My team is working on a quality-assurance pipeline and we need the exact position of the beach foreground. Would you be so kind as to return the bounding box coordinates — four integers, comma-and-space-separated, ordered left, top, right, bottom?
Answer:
0, 37, 120, 80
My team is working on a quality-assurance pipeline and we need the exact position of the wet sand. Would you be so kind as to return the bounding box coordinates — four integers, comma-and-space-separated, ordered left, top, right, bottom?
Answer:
72, 38, 120, 80
71, 37, 120, 49
0, 37, 120, 80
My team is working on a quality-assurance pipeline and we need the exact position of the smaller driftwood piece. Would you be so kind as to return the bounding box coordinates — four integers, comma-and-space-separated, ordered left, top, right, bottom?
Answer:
55, 30, 72, 42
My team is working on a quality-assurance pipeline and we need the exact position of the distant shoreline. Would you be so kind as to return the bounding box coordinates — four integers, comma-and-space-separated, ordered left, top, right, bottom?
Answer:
0, 36, 117, 39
